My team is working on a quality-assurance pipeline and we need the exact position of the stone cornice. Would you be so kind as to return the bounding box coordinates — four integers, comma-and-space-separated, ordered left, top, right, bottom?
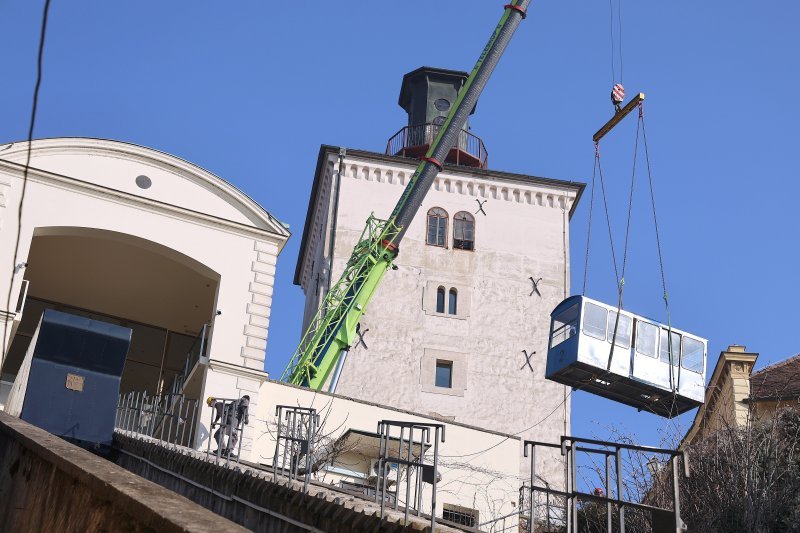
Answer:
0, 137, 290, 246
208, 359, 269, 381
296, 145, 583, 289
0, 159, 288, 246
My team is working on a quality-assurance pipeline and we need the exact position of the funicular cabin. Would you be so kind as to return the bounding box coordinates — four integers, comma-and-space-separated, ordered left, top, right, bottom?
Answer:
546, 295, 707, 417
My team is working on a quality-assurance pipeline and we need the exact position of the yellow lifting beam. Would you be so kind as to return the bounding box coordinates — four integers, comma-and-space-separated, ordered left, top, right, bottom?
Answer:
593, 92, 645, 143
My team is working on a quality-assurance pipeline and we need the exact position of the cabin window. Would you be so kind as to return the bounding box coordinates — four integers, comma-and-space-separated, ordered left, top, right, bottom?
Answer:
448, 288, 458, 315
660, 329, 681, 366
607, 310, 632, 349
583, 302, 608, 340
436, 286, 446, 313
550, 303, 579, 348
636, 320, 659, 358
453, 211, 475, 250
682, 337, 705, 373
427, 207, 448, 247
435, 360, 453, 388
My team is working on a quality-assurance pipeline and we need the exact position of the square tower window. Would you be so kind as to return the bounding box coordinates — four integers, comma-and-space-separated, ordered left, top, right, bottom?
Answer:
435, 361, 453, 388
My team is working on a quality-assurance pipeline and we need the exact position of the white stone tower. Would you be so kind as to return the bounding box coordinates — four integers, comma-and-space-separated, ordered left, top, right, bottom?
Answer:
294, 67, 583, 473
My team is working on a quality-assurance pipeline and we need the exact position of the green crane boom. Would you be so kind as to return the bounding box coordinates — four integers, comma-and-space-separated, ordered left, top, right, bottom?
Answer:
282, 0, 532, 389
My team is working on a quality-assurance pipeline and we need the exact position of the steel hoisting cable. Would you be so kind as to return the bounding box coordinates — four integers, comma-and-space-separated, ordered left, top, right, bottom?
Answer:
581, 145, 600, 295
640, 105, 680, 399
608, 0, 616, 86
596, 147, 621, 288
606, 107, 640, 370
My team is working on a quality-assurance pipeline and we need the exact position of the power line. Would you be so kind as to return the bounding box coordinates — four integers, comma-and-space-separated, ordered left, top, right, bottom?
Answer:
2, 0, 53, 360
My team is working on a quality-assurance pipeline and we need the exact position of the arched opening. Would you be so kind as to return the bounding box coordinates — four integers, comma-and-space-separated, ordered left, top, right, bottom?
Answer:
436, 286, 446, 313
2, 227, 220, 398
453, 211, 475, 251
426, 207, 448, 247
448, 288, 458, 315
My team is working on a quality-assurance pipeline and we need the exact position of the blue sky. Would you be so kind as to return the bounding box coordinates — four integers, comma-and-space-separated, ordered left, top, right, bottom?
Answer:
2, 1, 798, 447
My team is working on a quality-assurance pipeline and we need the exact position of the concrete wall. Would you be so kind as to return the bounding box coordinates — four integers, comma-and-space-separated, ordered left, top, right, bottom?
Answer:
252, 379, 525, 525
0, 138, 288, 377
0, 411, 244, 533
114, 431, 463, 532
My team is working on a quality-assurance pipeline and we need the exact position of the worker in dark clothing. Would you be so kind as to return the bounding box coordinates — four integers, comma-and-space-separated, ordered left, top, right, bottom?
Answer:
207, 395, 250, 456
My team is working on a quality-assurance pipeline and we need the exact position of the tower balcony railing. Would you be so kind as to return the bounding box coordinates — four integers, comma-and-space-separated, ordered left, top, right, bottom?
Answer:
386, 122, 488, 168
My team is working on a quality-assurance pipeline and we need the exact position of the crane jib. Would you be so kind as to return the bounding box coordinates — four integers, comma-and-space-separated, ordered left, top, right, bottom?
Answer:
386, 0, 530, 244
283, 0, 532, 389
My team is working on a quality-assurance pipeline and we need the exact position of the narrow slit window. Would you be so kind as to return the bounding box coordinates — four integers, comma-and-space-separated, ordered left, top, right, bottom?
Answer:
453, 211, 475, 251
426, 207, 448, 247
435, 360, 453, 388
448, 288, 458, 315
436, 286, 445, 313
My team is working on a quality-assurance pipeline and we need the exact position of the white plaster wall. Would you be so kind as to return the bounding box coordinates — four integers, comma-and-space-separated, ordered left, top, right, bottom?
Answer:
0, 139, 288, 379
299, 152, 578, 486
252, 379, 523, 524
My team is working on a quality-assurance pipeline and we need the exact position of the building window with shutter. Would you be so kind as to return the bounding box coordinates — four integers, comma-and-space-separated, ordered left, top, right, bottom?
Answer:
453, 211, 474, 250
448, 288, 458, 315
426, 207, 448, 247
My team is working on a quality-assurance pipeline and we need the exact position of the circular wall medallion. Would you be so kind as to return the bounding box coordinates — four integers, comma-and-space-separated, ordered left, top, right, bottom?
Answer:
434, 98, 450, 111
135, 175, 152, 189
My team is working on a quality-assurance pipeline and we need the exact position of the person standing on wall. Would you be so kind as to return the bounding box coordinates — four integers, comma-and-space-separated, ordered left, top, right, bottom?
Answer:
207, 394, 250, 456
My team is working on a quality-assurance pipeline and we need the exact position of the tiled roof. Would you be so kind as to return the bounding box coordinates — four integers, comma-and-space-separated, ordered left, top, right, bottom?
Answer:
750, 353, 800, 400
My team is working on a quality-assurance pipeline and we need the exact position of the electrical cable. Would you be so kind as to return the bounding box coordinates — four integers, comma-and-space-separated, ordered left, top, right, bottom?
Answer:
2, 0, 52, 360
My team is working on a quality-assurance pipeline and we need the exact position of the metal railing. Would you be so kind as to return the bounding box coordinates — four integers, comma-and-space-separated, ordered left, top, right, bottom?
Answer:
386, 123, 488, 168
115, 391, 199, 448
170, 323, 209, 395
272, 405, 319, 493
375, 420, 445, 532
523, 437, 688, 533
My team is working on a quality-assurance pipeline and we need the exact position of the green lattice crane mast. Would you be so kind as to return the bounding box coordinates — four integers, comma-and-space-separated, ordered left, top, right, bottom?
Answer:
282, 0, 532, 389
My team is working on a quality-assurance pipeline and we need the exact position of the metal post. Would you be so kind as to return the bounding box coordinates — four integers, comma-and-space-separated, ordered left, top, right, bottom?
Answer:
431, 426, 441, 532
375, 422, 384, 504
395, 426, 404, 511
415, 427, 427, 515
565, 443, 571, 533
529, 444, 535, 533
188, 400, 197, 449
380, 425, 388, 518
571, 444, 578, 533
273, 406, 282, 482
404, 426, 413, 525
606, 453, 612, 532
616, 447, 625, 533
672, 456, 682, 532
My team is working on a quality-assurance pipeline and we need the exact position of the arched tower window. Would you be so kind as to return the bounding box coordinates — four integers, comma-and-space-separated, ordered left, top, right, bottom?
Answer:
448, 288, 458, 315
426, 207, 448, 247
436, 286, 446, 313
453, 211, 475, 251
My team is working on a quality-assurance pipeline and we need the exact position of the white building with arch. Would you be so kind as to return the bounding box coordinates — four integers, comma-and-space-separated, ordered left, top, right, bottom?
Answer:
0, 137, 289, 456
